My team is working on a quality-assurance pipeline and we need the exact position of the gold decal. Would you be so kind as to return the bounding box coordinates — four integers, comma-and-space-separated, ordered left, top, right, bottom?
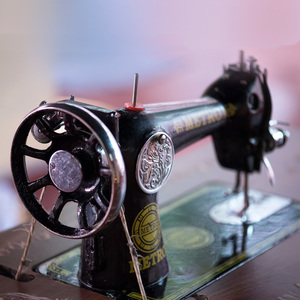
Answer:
174, 119, 184, 134
207, 113, 216, 124
184, 116, 194, 131
156, 248, 165, 262
131, 203, 162, 253
127, 292, 159, 300
173, 107, 226, 134
225, 103, 237, 117
129, 246, 167, 273
193, 116, 201, 128
215, 109, 224, 121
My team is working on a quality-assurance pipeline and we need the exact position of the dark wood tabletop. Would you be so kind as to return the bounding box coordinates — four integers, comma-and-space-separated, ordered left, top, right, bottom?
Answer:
0, 128, 299, 300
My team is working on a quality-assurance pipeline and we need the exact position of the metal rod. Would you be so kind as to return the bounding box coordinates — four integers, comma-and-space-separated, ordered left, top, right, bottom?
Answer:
239, 50, 244, 71
15, 187, 46, 280
262, 156, 276, 186
242, 172, 250, 221
111, 112, 120, 144
132, 73, 139, 107
119, 206, 147, 300
232, 171, 241, 194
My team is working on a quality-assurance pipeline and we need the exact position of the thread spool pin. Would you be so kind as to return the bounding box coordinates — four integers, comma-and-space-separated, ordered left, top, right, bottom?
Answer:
124, 73, 144, 111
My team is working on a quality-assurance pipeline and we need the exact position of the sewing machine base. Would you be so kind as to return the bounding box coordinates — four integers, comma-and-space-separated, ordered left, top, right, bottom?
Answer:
32, 182, 300, 300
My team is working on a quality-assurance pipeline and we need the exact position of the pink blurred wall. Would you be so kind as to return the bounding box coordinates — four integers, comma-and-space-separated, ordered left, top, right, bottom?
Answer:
0, 0, 300, 173
49, 1, 300, 126
0, 0, 299, 230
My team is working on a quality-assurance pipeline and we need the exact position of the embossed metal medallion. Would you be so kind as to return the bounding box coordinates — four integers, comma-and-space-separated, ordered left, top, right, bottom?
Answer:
136, 131, 174, 194
131, 203, 162, 253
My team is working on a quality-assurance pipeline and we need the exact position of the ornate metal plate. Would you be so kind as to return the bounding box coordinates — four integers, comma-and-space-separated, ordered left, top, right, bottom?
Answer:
136, 132, 174, 194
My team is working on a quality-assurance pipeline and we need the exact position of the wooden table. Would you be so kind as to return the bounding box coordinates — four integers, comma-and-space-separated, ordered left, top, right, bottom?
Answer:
0, 128, 299, 300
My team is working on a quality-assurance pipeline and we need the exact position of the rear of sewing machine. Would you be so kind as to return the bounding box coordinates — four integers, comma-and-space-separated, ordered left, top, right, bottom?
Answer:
1, 53, 300, 300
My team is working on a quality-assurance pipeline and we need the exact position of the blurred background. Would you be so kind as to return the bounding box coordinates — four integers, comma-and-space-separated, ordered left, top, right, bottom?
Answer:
0, 0, 300, 230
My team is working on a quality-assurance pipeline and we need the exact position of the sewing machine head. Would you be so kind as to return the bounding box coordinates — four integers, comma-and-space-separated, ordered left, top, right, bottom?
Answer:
10, 52, 289, 298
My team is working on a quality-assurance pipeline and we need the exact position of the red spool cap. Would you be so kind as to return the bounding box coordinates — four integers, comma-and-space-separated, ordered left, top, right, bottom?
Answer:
124, 102, 144, 112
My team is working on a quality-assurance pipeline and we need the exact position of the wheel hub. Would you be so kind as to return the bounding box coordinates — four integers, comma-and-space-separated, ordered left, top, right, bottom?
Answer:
49, 150, 83, 193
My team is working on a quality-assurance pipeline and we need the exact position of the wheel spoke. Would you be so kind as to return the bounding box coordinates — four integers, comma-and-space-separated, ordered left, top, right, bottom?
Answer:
21, 145, 48, 160
78, 202, 89, 229
94, 193, 108, 213
28, 174, 52, 193
49, 194, 68, 221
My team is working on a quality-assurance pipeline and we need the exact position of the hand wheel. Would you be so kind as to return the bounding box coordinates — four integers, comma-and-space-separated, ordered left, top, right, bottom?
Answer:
11, 101, 126, 239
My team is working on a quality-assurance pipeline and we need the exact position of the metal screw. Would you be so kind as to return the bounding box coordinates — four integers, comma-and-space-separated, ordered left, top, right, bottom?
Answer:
159, 134, 166, 144
248, 56, 257, 72
39, 100, 47, 106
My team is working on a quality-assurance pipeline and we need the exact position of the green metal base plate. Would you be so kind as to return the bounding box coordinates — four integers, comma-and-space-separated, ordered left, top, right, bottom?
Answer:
37, 183, 300, 299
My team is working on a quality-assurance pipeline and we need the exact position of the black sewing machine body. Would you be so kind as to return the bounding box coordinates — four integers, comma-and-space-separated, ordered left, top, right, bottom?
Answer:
6, 53, 295, 299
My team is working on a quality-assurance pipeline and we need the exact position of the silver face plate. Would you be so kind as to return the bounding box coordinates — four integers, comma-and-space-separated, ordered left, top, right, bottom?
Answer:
49, 150, 83, 193
136, 132, 174, 194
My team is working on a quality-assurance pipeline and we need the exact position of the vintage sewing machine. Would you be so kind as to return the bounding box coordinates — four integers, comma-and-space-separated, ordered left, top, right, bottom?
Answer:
1, 52, 299, 300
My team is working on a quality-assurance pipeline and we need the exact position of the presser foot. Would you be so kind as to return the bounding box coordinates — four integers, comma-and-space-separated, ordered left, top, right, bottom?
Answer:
209, 172, 291, 225
209, 189, 291, 225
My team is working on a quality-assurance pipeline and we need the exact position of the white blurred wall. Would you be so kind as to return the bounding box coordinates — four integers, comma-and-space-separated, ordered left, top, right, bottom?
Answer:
1, 0, 300, 174
0, 1, 57, 173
